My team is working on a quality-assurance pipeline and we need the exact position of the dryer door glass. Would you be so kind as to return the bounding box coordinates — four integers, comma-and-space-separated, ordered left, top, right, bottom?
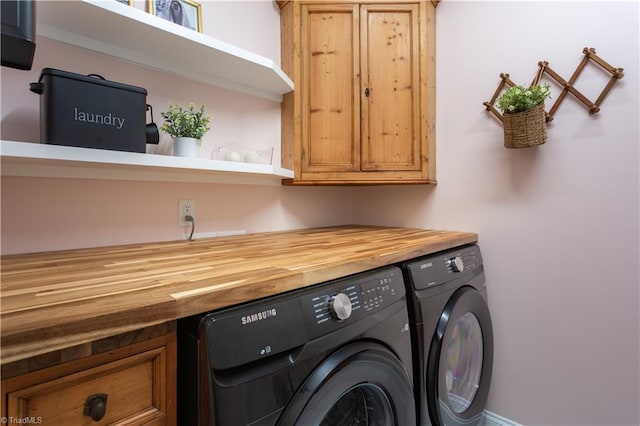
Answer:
320, 383, 393, 425
424, 273, 494, 426
443, 312, 483, 413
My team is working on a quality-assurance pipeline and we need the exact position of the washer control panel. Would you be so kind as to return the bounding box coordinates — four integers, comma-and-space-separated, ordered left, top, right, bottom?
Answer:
446, 256, 465, 273
360, 275, 398, 310
300, 267, 405, 338
406, 245, 483, 290
201, 267, 406, 369
311, 285, 360, 325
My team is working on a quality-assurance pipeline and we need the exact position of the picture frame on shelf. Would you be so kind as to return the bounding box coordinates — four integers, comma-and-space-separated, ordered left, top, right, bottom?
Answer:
148, 0, 202, 33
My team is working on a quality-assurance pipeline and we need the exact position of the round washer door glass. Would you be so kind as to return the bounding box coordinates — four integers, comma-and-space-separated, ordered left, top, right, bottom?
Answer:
277, 343, 415, 426
320, 383, 393, 426
444, 312, 483, 413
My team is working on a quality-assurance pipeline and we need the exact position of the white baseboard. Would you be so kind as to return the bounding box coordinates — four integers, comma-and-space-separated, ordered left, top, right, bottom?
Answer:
483, 410, 522, 426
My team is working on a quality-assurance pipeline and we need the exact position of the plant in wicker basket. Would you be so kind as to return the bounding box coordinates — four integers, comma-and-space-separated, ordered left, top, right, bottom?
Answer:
497, 84, 551, 148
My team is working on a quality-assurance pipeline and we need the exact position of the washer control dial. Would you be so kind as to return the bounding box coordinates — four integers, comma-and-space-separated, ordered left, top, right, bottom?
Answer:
447, 256, 465, 273
330, 293, 353, 321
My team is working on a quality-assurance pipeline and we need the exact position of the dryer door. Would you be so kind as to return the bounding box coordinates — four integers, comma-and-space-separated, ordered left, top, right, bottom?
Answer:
277, 341, 415, 426
427, 286, 493, 426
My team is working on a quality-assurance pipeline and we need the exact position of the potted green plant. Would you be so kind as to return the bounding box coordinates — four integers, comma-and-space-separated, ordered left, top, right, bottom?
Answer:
160, 102, 212, 157
497, 84, 551, 148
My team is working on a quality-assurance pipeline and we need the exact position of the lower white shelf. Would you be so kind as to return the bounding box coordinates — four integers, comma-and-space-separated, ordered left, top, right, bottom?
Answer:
0, 140, 292, 186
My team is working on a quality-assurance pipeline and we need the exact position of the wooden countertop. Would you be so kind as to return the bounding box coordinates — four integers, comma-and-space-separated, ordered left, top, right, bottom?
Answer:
0, 225, 477, 364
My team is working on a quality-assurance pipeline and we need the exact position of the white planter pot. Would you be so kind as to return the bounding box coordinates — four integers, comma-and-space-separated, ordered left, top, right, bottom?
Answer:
174, 137, 199, 158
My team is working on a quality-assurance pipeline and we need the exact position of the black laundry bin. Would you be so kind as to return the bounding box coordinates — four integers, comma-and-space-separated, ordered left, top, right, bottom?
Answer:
30, 68, 156, 153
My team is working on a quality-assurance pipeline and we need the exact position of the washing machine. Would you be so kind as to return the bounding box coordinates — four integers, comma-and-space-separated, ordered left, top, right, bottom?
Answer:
178, 266, 415, 425
402, 244, 493, 426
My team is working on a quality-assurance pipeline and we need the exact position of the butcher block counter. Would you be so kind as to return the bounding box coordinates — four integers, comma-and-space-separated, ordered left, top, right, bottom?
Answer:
1, 225, 477, 365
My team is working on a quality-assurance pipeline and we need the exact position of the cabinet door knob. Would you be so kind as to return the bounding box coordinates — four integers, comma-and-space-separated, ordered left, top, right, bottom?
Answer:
364, 87, 370, 97
83, 393, 108, 422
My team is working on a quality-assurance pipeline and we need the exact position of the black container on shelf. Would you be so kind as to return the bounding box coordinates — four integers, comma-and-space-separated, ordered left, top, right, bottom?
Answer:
30, 68, 158, 153
1, 0, 36, 71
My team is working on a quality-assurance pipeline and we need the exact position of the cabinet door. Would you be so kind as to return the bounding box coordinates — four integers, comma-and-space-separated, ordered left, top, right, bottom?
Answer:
280, 1, 435, 185
301, 4, 360, 173
361, 4, 421, 172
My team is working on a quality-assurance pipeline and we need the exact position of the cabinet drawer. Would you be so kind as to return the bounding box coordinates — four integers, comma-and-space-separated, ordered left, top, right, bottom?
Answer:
6, 347, 167, 425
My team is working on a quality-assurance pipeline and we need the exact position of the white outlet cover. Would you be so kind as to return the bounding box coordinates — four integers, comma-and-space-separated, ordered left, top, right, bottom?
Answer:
178, 199, 196, 226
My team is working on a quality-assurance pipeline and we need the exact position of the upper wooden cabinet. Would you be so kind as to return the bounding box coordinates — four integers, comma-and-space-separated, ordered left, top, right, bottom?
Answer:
280, 0, 436, 185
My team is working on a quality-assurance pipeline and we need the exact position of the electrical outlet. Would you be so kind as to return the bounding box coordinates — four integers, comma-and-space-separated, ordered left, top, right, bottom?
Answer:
178, 200, 195, 226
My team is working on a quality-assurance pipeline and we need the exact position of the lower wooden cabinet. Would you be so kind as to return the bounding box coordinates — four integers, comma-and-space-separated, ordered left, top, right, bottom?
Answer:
1, 325, 176, 425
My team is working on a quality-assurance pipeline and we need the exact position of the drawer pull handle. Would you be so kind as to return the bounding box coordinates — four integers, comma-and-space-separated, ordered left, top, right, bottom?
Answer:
83, 393, 108, 422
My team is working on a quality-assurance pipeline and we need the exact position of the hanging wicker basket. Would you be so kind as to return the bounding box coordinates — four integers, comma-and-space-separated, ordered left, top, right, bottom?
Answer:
502, 102, 547, 148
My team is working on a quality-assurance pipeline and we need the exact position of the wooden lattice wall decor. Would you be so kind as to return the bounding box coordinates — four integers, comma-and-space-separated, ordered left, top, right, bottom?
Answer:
484, 47, 624, 124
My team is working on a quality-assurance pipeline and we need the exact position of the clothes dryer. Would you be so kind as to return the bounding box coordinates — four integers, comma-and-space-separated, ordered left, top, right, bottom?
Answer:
178, 266, 415, 425
403, 244, 493, 426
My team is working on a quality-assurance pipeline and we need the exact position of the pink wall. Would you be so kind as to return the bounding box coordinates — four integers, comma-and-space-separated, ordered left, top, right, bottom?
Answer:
1, 2, 638, 425
0, 1, 353, 254
1, 176, 352, 253
353, 2, 640, 425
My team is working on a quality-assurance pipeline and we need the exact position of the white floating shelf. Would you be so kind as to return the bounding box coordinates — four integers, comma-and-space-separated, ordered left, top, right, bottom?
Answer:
0, 141, 293, 186
36, 0, 293, 102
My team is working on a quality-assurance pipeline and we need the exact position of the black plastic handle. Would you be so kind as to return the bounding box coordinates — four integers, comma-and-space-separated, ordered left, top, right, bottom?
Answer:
83, 393, 108, 422
29, 82, 43, 94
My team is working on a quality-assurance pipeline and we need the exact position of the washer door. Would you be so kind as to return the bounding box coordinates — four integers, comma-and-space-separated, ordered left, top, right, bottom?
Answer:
427, 286, 493, 426
277, 342, 415, 426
